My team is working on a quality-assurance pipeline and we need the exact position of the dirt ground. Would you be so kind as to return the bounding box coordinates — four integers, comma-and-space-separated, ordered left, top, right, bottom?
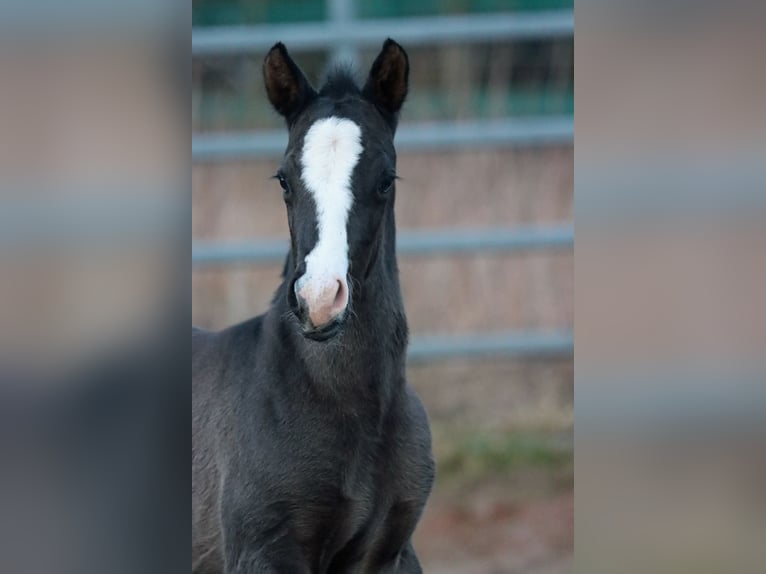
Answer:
408, 358, 573, 574
417, 487, 573, 574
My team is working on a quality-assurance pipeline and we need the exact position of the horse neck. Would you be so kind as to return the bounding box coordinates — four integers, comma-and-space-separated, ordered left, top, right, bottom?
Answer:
353, 204, 406, 345
272, 207, 407, 400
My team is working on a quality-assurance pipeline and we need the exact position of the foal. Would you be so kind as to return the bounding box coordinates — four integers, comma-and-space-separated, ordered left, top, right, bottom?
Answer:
192, 40, 434, 573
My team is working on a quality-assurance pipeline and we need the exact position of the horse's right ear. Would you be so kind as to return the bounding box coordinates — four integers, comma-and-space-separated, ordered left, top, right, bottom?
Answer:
263, 43, 317, 123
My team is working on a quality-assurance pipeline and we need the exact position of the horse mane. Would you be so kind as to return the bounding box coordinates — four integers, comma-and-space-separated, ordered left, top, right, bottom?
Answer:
318, 65, 363, 100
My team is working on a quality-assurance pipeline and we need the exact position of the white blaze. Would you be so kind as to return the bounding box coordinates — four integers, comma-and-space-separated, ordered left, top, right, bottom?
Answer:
299, 116, 362, 293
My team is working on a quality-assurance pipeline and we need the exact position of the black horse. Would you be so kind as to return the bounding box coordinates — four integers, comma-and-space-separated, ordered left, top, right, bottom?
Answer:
192, 40, 435, 573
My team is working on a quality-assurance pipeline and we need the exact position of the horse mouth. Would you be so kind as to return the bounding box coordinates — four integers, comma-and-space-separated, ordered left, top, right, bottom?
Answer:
302, 316, 345, 342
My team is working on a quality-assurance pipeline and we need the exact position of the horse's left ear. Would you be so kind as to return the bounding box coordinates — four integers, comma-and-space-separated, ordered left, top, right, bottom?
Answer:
363, 39, 409, 125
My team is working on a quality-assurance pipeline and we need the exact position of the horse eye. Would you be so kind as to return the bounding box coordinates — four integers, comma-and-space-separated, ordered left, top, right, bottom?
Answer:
277, 175, 293, 201
377, 177, 394, 196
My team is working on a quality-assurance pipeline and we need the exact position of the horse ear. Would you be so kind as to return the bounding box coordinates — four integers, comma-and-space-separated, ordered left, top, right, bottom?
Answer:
263, 43, 317, 123
363, 39, 409, 124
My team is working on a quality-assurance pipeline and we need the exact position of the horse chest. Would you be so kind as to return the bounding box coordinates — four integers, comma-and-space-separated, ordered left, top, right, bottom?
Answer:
289, 467, 382, 569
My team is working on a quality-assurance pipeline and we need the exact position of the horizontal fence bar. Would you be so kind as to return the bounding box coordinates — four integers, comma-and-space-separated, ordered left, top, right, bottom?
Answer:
193, 225, 573, 265
408, 330, 573, 362
193, 117, 574, 161
192, 10, 573, 56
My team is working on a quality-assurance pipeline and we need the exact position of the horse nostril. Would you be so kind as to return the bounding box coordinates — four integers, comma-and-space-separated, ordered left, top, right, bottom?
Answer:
329, 279, 348, 317
294, 276, 349, 329
292, 274, 305, 296
333, 280, 345, 306
289, 274, 306, 312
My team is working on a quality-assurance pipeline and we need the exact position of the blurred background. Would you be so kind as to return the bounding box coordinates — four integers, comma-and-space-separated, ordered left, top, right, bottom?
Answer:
0, 4, 187, 573
4, 2, 765, 573
192, 1, 573, 572
576, 2, 766, 573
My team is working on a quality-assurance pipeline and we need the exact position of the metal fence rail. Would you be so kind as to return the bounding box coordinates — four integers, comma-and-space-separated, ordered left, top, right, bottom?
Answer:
192, 10, 574, 56
408, 330, 573, 362
193, 225, 574, 265
193, 226, 575, 360
193, 117, 573, 161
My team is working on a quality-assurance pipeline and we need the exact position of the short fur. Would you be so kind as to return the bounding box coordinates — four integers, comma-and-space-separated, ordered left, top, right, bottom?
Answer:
192, 40, 434, 574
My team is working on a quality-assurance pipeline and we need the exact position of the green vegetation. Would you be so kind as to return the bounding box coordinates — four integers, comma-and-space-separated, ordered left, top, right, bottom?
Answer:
193, 87, 573, 132
192, 2, 573, 129
405, 88, 574, 120
193, 1, 326, 27
359, 0, 574, 19
436, 429, 572, 480
193, 0, 574, 27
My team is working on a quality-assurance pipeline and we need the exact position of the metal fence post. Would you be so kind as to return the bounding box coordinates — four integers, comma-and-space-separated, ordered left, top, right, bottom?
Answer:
328, 0, 359, 68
